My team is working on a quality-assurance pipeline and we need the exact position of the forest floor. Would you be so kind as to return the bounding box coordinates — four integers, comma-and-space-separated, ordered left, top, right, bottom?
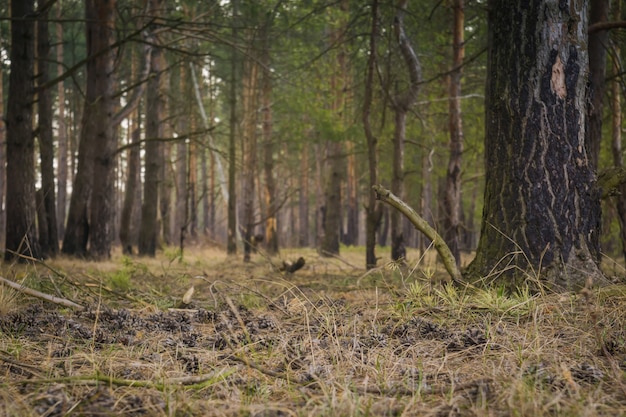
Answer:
0, 245, 625, 417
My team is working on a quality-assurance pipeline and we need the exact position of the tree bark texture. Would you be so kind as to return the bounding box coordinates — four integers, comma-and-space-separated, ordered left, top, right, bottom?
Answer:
0, 63, 5, 250
138, 31, 164, 256
443, 0, 465, 267
87, 0, 117, 260
364, 0, 382, 269
261, 31, 279, 255
390, 0, 422, 262
299, 143, 310, 247
5, 0, 40, 261
242, 56, 259, 262
120, 127, 141, 254
37, 11, 59, 258
55, 7, 68, 240
227, 0, 239, 255
585, 0, 609, 171
467, 0, 604, 290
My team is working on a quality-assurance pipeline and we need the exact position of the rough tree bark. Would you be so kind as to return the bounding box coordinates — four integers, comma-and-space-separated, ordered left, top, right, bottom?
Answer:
5, 0, 40, 261
226, 0, 240, 255
610, 1, 626, 264
261, 24, 279, 255
390, 0, 422, 262
242, 56, 259, 262
37, 10, 59, 258
55, 6, 68, 240
138, 22, 164, 256
320, 0, 349, 257
0, 64, 5, 250
443, 0, 465, 266
466, 0, 605, 290
586, 0, 609, 172
364, 0, 382, 269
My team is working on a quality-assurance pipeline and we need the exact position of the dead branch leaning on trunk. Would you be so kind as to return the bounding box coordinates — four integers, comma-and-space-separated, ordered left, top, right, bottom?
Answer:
372, 184, 463, 284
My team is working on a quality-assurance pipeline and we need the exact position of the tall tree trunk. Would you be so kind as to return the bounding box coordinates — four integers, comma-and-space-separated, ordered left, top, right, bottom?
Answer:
88, 0, 117, 260
345, 140, 358, 246
390, 0, 422, 262
138, 14, 164, 256
63, 0, 115, 258
36, 10, 59, 258
443, 0, 465, 266
467, 0, 604, 290
160, 73, 172, 246
321, 0, 349, 256
227, 0, 239, 255
585, 0, 609, 172
189, 129, 198, 239
175, 64, 189, 251
120, 126, 141, 254
299, 142, 310, 247
611, 1, 626, 264
363, 0, 381, 268
322, 142, 343, 255
0, 62, 5, 250
55, 5, 68, 240
5, 0, 40, 261
261, 28, 279, 255
242, 56, 259, 262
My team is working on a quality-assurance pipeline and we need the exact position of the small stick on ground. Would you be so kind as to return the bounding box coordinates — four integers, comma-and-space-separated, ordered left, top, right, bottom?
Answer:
372, 184, 463, 284
0, 275, 85, 311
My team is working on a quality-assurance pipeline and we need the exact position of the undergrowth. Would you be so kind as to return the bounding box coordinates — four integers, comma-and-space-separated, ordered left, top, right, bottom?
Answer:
0, 246, 623, 416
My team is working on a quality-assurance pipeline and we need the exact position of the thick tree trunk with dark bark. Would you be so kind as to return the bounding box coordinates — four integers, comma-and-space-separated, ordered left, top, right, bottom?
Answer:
466, 0, 604, 290
242, 57, 259, 262
5, 0, 40, 261
88, 0, 117, 260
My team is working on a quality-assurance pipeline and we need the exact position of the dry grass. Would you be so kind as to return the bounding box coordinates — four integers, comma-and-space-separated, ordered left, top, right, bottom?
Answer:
0, 245, 624, 416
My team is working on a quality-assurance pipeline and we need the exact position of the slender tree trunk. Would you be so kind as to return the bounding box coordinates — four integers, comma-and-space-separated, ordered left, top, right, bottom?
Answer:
467, 0, 604, 290
5, 0, 40, 261
138, 18, 164, 256
345, 140, 358, 246
299, 142, 310, 247
242, 56, 259, 262
261, 31, 279, 255
363, 0, 382, 269
120, 126, 141, 254
611, 1, 626, 264
189, 129, 198, 238
586, 0, 609, 172
321, 0, 349, 256
390, 0, 422, 262
55, 6, 67, 240
160, 72, 172, 246
0, 63, 5, 250
443, 0, 465, 266
36, 10, 59, 258
322, 142, 344, 255
227, 0, 239, 255
419, 148, 435, 254
175, 64, 189, 250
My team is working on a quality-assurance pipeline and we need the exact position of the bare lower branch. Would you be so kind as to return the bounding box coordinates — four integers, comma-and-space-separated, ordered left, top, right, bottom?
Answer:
372, 184, 462, 283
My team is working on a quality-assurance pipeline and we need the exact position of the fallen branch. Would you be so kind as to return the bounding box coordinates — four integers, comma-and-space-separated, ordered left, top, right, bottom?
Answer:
372, 184, 462, 283
0, 275, 85, 311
